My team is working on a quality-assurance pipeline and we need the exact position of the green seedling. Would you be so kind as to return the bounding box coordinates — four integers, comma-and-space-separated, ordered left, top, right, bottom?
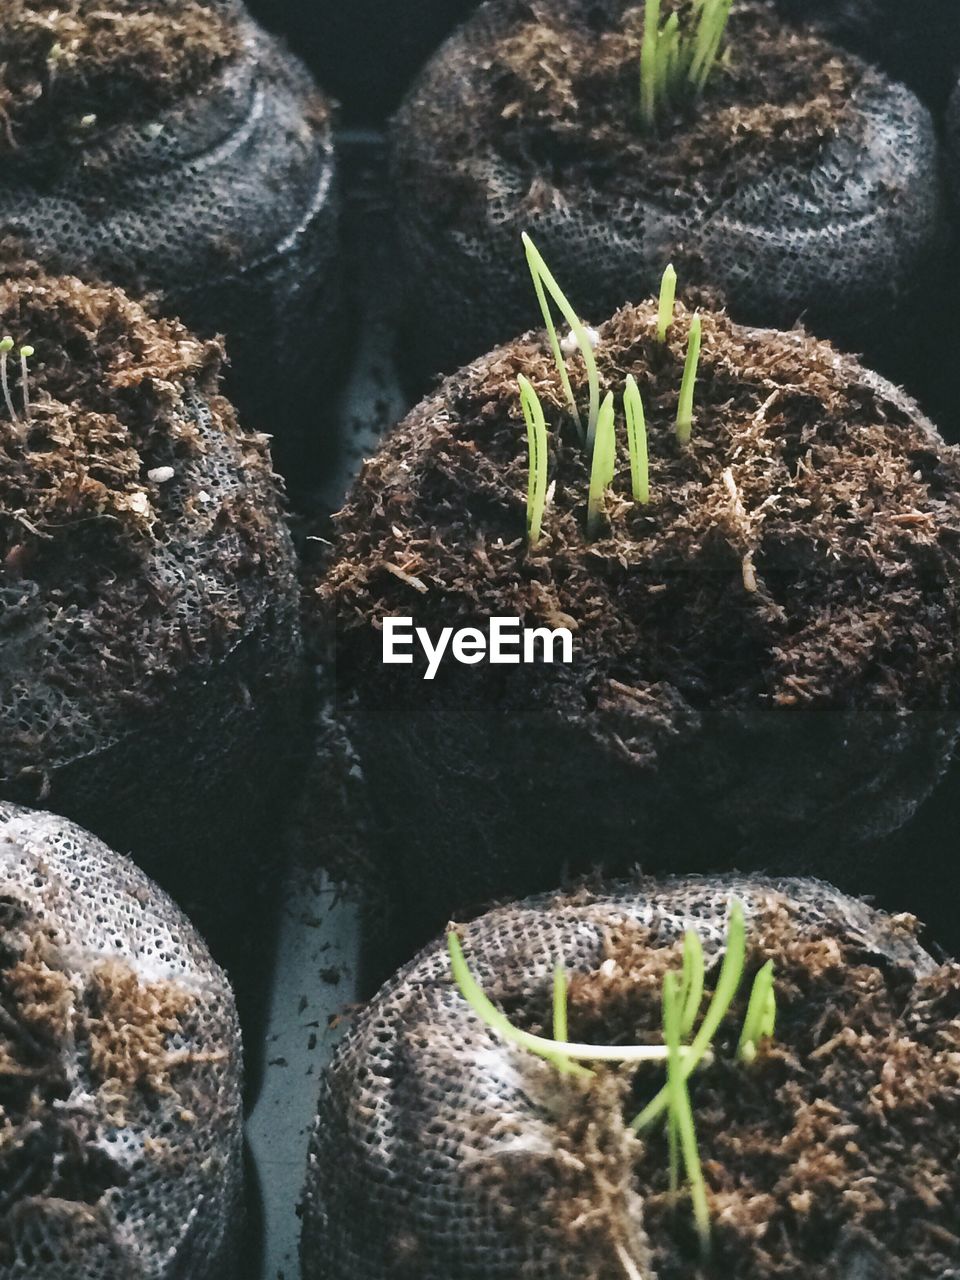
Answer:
553, 963, 576, 1075
587, 392, 617, 539
630, 900, 746, 1134
448, 932, 708, 1073
657, 263, 677, 342
737, 959, 776, 1063
518, 375, 549, 545
516, 242, 708, 532
664, 970, 710, 1257
678, 927, 706, 1039
623, 375, 649, 506
0, 336, 17, 424
523, 232, 601, 447
449, 899, 777, 1250
19, 346, 34, 422
639, 0, 736, 131
676, 313, 701, 446
640, 0, 662, 130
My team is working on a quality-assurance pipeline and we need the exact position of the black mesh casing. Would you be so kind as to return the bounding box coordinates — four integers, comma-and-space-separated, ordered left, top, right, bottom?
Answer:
302, 875, 939, 1279
0, 6, 341, 457
0, 802, 244, 1280
391, 0, 943, 381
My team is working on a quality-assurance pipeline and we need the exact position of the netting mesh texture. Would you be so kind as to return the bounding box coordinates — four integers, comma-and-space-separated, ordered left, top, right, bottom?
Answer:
312, 305, 960, 938
391, 0, 942, 379
301, 875, 940, 1280
0, 269, 303, 885
0, 3, 341, 448
0, 802, 243, 1280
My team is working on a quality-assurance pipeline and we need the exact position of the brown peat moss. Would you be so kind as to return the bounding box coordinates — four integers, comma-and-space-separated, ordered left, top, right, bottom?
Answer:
0, 262, 213, 549
504, 894, 960, 1277
401, 0, 864, 217
316, 303, 960, 928
328, 302, 960, 705
0, 261, 279, 704
0, 909, 200, 1248
0, 0, 243, 152
302, 878, 958, 1279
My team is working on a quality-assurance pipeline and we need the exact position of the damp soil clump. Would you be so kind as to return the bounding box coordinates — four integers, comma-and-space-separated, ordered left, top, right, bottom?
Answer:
0, 262, 303, 948
498, 893, 960, 1277
0, 0, 244, 154
391, 0, 941, 386
316, 302, 960, 930
419, 0, 863, 218
302, 877, 960, 1279
0, 920, 202, 1253
0, 262, 284, 733
0, 802, 245, 1277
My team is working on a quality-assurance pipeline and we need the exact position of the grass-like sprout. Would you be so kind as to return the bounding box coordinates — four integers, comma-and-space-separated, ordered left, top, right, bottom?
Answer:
0, 336, 17, 424
587, 391, 617, 539
640, 0, 661, 130
514, 245, 708, 533
553, 964, 576, 1075
448, 931, 710, 1071
678, 928, 706, 1039
624, 375, 649, 506
657, 263, 677, 343
639, 0, 736, 132
19, 346, 34, 423
449, 899, 776, 1249
630, 900, 746, 1133
518, 375, 549, 545
689, 0, 735, 95
663, 970, 711, 1256
675, 313, 701, 446
522, 232, 601, 447
737, 960, 776, 1063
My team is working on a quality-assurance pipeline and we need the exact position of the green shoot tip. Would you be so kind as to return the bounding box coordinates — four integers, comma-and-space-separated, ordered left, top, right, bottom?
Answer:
676, 313, 702, 446
657, 264, 677, 343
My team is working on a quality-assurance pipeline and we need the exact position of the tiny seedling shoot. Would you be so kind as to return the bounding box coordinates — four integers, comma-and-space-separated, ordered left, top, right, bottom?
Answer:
448, 900, 777, 1255
1, 337, 35, 428
522, 231, 601, 445
518, 374, 549, 545
640, 0, 736, 132
516, 241, 700, 544
0, 336, 17, 424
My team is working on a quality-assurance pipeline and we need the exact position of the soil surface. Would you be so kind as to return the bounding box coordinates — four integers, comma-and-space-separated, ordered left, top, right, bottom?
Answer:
0, 899, 201, 1256
0, 260, 288, 765
0, 261, 218, 555
323, 301, 960, 734
503, 891, 960, 1277
0, 0, 243, 152
400, 0, 867, 215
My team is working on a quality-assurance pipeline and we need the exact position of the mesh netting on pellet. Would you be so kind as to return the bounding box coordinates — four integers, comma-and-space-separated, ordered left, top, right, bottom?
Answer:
0, 801, 243, 1280
0, 0, 341, 450
0, 266, 303, 886
391, 0, 942, 379
302, 875, 958, 1279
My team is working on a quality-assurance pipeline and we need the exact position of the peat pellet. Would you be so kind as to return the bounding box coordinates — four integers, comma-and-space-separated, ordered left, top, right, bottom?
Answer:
302, 874, 959, 1279
391, 0, 942, 383
0, 801, 244, 1280
0, 0, 341, 462
313, 300, 960, 935
0, 266, 303, 920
